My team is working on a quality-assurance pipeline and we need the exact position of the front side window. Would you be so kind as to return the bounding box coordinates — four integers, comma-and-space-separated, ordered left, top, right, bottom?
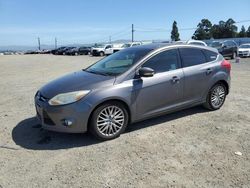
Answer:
86, 48, 152, 76
224, 41, 231, 47
179, 48, 206, 67
142, 49, 180, 73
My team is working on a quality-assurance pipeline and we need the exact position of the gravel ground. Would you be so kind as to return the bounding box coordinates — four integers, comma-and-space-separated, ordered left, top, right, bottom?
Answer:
0, 54, 249, 188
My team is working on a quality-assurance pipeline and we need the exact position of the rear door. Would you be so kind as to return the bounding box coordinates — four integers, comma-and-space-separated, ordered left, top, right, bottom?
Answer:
134, 49, 184, 118
179, 47, 217, 103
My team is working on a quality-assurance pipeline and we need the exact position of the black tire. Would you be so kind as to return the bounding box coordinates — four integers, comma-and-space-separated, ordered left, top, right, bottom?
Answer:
203, 83, 227, 110
231, 52, 236, 59
99, 51, 104, 56
89, 102, 129, 141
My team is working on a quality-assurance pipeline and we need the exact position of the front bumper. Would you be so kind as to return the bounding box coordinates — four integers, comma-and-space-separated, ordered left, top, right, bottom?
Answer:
91, 50, 101, 56
34, 94, 92, 133
239, 51, 250, 57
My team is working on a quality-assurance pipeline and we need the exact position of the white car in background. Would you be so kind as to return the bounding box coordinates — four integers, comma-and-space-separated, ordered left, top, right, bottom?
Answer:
112, 42, 142, 53
187, 40, 207, 46
238, 43, 250, 57
91, 44, 112, 56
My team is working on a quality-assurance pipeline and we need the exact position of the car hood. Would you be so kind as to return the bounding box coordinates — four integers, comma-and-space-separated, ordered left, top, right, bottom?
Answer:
239, 48, 250, 51
92, 47, 104, 50
39, 70, 115, 99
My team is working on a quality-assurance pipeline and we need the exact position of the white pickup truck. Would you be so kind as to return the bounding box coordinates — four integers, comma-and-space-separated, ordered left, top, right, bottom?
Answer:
112, 42, 142, 53
91, 44, 113, 56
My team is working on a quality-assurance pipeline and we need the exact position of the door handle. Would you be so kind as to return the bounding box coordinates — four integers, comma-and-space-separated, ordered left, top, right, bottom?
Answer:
206, 68, 213, 75
172, 76, 180, 83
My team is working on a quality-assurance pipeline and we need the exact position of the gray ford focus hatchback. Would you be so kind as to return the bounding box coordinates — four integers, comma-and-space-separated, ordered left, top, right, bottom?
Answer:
35, 43, 231, 140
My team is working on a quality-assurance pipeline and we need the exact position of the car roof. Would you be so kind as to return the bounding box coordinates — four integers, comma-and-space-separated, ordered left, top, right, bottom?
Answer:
129, 43, 217, 52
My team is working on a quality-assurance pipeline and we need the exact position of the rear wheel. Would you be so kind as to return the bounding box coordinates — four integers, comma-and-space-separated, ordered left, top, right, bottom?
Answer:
203, 83, 227, 110
89, 102, 129, 140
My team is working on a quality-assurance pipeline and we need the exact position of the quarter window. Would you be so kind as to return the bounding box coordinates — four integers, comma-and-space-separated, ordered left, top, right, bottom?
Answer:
142, 49, 180, 73
203, 50, 218, 62
179, 48, 206, 67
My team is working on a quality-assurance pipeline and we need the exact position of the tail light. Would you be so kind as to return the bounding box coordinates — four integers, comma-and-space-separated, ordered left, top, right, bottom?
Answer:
221, 60, 231, 71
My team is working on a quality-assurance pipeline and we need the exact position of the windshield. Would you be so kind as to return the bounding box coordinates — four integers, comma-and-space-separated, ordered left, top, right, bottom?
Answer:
239, 44, 250, 48
94, 44, 105, 48
122, 43, 131, 48
85, 48, 152, 76
210, 42, 222, 48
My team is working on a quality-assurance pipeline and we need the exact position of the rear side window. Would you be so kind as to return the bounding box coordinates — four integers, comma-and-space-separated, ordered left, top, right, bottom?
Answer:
143, 49, 180, 73
179, 48, 206, 67
203, 50, 218, 62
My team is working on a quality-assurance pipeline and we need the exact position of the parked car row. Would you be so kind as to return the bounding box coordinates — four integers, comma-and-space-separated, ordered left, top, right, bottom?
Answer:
174, 39, 250, 59
7, 39, 250, 59
50, 46, 91, 55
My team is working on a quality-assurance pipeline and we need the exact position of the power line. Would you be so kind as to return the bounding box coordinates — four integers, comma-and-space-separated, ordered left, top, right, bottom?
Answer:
84, 19, 250, 43
235, 19, 250, 24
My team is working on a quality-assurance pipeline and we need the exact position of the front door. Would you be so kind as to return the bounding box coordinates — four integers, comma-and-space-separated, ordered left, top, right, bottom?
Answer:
133, 49, 184, 119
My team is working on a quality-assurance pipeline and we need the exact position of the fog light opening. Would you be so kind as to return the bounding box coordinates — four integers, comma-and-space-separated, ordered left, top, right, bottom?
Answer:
63, 119, 73, 127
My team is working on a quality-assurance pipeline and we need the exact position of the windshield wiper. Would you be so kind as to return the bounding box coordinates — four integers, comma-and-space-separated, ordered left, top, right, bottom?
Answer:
84, 69, 112, 76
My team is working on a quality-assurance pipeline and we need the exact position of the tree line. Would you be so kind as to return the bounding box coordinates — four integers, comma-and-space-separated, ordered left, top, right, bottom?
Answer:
170, 18, 250, 41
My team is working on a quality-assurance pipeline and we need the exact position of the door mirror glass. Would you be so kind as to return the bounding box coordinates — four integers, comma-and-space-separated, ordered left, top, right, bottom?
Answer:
138, 67, 154, 77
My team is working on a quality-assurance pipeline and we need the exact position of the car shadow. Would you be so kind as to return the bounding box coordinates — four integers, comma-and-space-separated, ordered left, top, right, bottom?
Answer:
12, 117, 101, 150
127, 106, 208, 132
12, 106, 208, 150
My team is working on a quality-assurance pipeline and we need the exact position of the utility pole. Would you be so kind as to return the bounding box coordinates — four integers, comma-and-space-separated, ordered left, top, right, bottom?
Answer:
132, 24, 134, 42
109, 36, 111, 44
38, 37, 41, 50
55, 37, 57, 49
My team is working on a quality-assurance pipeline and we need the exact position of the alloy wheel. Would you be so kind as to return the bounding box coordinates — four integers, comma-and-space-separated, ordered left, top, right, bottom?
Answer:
210, 85, 226, 108
96, 106, 125, 136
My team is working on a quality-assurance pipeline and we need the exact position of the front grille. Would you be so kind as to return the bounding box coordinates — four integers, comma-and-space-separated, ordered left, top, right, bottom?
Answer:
92, 50, 99, 55
239, 51, 248, 54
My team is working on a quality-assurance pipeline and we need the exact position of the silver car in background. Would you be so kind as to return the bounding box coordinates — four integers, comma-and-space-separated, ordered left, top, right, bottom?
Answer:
35, 43, 231, 140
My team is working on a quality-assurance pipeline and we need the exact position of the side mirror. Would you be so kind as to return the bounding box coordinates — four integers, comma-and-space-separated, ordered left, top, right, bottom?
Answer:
138, 67, 155, 77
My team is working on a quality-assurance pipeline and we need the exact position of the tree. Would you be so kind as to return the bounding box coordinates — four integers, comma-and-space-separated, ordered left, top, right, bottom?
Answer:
192, 19, 212, 40
224, 18, 238, 38
247, 26, 250, 37
211, 18, 237, 39
171, 21, 180, 41
238, 26, 247, 38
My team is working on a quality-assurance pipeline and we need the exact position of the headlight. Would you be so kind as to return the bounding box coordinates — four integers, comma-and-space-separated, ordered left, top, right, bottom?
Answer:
48, 90, 90, 106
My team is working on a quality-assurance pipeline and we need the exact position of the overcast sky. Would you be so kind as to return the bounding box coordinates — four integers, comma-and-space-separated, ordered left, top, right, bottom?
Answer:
0, 0, 250, 46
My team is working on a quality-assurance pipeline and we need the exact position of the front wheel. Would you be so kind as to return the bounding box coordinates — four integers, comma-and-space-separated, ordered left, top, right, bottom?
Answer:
99, 51, 104, 56
89, 102, 129, 140
203, 83, 227, 110
231, 52, 236, 59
